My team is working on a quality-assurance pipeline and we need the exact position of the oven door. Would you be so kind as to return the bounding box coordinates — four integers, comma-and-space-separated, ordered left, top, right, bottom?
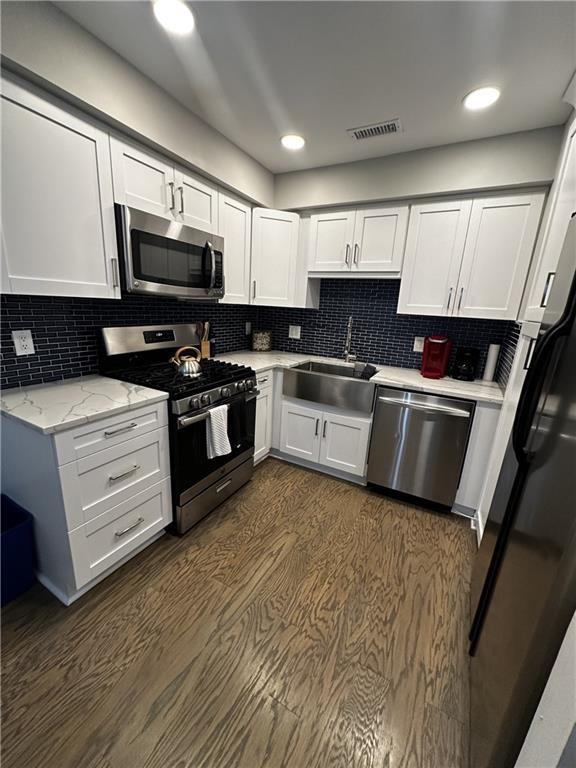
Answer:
117, 205, 224, 299
172, 392, 256, 507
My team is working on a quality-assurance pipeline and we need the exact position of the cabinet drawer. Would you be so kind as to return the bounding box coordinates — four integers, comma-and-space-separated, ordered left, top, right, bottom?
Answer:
69, 478, 171, 589
60, 427, 170, 530
256, 372, 273, 391
54, 401, 168, 465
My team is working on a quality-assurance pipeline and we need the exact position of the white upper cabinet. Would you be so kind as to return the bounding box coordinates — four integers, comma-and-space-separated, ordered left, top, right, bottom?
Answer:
111, 138, 219, 232
1, 79, 119, 299
218, 192, 252, 305
251, 208, 300, 306
110, 138, 175, 219
308, 204, 409, 274
174, 169, 219, 231
457, 193, 545, 320
397, 200, 471, 316
398, 192, 545, 319
308, 209, 356, 272
351, 205, 409, 273
524, 121, 576, 322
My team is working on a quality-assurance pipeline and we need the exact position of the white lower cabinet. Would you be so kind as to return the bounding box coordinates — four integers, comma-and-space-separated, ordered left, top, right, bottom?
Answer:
0, 401, 171, 605
254, 373, 274, 463
280, 400, 371, 477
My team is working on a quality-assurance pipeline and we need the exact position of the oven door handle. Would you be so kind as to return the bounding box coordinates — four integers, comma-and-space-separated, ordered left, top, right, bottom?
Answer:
177, 411, 210, 429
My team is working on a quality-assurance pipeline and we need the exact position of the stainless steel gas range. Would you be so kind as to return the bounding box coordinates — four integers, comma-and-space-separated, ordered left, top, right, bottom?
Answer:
100, 324, 257, 534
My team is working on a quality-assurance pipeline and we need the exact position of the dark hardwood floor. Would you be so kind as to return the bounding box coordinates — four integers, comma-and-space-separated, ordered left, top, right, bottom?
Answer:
1, 458, 476, 768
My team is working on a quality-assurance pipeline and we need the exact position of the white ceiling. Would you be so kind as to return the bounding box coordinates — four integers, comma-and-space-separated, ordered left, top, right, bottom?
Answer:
56, 1, 576, 173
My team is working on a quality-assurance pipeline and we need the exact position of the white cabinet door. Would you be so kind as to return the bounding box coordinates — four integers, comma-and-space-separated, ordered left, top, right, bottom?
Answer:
397, 200, 471, 316
251, 208, 299, 306
174, 169, 219, 232
218, 193, 252, 304
254, 383, 273, 463
308, 209, 356, 272
456, 193, 545, 320
280, 401, 321, 462
319, 412, 371, 477
110, 138, 175, 219
1, 80, 119, 299
352, 205, 409, 273
524, 122, 576, 322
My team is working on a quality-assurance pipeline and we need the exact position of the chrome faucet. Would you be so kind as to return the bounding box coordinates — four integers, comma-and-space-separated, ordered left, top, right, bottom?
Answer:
344, 316, 357, 363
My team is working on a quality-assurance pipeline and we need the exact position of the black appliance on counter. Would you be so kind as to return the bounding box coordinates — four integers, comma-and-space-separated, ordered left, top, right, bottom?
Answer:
469, 216, 576, 768
100, 324, 256, 535
452, 346, 480, 381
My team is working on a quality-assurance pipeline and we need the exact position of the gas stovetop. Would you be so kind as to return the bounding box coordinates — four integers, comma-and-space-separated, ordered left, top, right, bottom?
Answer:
108, 359, 249, 397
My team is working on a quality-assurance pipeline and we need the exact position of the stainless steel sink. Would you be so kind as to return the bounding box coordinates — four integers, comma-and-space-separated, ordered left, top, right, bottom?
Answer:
283, 360, 377, 413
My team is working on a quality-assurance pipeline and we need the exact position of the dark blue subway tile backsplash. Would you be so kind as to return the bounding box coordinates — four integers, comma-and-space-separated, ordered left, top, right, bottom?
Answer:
1, 279, 519, 390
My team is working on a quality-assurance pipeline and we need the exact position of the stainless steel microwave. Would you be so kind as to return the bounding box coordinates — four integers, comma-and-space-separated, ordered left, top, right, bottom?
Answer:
116, 205, 224, 300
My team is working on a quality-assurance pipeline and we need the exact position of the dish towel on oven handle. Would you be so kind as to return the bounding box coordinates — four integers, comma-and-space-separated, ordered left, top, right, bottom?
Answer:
206, 404, 232, 459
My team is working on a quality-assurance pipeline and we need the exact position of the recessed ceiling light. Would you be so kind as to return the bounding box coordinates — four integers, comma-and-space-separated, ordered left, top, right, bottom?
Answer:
281, 134, 306, 151
463, 86, 501, 111
153, 0, 195, 35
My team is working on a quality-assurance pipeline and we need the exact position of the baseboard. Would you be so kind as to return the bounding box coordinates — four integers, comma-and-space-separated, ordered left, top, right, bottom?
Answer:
36, 530, 165, 606
269, 449, 366, 486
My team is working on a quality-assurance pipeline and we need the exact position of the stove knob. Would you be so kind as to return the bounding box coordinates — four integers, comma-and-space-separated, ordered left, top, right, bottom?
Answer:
237, 380, 246, 392
201, 393, 211, 406
190, 397, 201, 410
220, 386, 231, 398
246, 379, 255, 390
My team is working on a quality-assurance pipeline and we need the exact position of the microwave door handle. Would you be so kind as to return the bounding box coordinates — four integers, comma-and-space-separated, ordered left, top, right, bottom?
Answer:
205, 241, 216, 290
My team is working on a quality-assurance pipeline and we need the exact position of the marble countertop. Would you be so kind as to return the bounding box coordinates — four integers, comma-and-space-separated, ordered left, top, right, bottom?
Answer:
216, 350, 504, 405
0, 375, 169, 435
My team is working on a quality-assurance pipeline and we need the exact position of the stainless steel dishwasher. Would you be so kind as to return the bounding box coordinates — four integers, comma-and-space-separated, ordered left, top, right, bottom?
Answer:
367, 386, 475, 506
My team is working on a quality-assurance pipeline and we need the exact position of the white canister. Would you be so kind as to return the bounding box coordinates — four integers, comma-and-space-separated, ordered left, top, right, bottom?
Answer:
483, 344, 501, 382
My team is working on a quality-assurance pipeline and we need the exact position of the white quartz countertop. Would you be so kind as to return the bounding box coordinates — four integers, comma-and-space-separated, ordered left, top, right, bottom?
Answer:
0, 375, 168, 435
216, 350, 504, 405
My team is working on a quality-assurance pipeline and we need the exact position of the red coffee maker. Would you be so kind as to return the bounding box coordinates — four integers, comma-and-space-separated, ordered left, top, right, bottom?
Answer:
421, 336, 452, 379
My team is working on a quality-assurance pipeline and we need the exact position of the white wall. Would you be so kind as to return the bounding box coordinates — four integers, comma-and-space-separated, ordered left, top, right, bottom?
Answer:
274, 127, 563, 210
0, 1, 274, 207
514, 611, 576, 768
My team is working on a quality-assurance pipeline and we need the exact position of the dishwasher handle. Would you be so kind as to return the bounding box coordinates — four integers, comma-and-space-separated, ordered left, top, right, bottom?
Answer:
377, 395, 472, 418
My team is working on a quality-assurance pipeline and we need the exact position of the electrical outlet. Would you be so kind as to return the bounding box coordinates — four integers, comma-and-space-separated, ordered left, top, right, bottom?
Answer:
413, 336, 425, 353
245, 322, 252, 335
12, 329, 35, 356
288, 325, 301, 340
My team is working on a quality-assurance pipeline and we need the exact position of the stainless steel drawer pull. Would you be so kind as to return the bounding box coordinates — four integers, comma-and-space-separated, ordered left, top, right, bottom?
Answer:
115, 517, 144, 538
179, 186, 185, 215
258, 377, 268, 384
344, 244, 350, 266
377, 396, 471, 418
353, 243, 359, 265
540, 271, 556, 308
446, 287, 453, 310
109, 464, 141, 483
216, 479, 232, 494
168, 181, 176, 211
252, 280, 257, 299
104, 422, 138, 438
458, 286, 464, 311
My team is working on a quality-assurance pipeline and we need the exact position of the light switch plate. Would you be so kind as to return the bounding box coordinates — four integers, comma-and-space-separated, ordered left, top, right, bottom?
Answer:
289, 325, 301, 340
245, 322, 252, 335
12, 329, 35, 356
413, 336, 425, 353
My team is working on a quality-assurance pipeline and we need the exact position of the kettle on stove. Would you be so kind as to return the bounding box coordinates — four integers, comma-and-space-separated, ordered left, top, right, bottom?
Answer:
170, 346, 202, 378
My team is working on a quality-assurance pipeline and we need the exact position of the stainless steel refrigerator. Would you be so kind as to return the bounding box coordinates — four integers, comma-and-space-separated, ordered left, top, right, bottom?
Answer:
469, 215, 576, 768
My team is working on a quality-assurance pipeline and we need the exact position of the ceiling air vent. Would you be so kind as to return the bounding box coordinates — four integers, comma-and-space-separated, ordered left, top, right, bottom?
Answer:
347, 119, 403, 141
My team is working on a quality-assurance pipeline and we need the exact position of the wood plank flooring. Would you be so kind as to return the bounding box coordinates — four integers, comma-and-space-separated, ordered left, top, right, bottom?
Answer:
1, 458, 476, 768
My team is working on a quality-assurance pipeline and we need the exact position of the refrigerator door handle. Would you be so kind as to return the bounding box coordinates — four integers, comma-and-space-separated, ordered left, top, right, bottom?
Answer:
512, 273, 576, 464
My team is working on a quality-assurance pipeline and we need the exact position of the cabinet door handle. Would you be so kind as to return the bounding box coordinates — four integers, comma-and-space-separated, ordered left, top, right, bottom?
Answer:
353, 243, 359, 265
446, 287, 453, 310
458, 287, 464, 311
115, 517, 144, 538
168, 181, 176, 211
344, 244, 350, 266
109, 464, 141, 483
322, 420, 327, 438
540, 271, 556, 308
110, 258, 120, 288
315, 418, 319, 436
178, 186, 185, 215
104, 422, 138, 438
524, 338, 536, 370
252, 280, 256, 299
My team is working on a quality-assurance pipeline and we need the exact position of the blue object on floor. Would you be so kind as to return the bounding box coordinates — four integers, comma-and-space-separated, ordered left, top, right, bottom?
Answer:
1, 494, 36, 606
